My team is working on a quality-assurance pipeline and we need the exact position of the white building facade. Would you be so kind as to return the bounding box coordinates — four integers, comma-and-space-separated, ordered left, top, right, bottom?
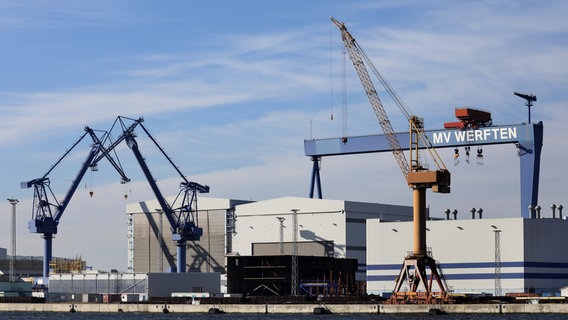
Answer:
367, 217, 568, 296
231, 196, 413, 281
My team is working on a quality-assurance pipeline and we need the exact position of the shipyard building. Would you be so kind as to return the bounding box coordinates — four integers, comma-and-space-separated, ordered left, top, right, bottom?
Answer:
230, 196, 413, 281
126, 196, 413, 281
125, 197, 251, 273
126, 195, 568, 297
366, 216, 568, 296
42, 195, 568, 300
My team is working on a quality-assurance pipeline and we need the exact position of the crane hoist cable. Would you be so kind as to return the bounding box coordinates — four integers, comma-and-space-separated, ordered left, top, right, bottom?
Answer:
341, 45, 348, 138
329, 19, 334, 121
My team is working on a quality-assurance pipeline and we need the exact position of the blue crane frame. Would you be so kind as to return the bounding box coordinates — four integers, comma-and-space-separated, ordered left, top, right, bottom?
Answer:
22, 117, 208, 279
305, 122, 543, 219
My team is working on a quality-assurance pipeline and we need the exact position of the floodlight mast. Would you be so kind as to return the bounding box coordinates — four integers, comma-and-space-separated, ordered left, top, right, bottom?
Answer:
514, 91, 537, 124
7, 198, 19, 282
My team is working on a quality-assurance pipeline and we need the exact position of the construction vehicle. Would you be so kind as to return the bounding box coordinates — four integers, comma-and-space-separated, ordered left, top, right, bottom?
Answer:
22, 116, 208, 281
331, 17, 452, 303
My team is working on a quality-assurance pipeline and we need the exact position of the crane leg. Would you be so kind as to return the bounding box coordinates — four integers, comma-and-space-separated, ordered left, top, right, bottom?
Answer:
43, 233, 53, 279
176, 241, 186, 273
413, 187, 426, 256
309, 156, 322, 199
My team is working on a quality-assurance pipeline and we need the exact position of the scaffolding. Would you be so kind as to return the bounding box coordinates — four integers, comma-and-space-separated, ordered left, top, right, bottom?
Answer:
49, 257, 86, 274
227, 255, 357, 297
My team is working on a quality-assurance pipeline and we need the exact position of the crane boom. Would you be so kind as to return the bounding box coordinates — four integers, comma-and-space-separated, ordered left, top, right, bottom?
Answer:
87, 129, 131, 184
331, 17, 451, 303
330, 17, 449, 192
331, 17, 409, 179
21, 127, 102, 278
22, 116, 209, 278
113, 116, 208, 272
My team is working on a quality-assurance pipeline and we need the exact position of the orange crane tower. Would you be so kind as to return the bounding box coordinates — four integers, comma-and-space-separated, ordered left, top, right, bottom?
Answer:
330, 17, 451, 303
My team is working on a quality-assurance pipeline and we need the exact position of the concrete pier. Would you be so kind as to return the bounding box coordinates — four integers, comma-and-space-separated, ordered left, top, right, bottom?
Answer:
0, 303, 567, 314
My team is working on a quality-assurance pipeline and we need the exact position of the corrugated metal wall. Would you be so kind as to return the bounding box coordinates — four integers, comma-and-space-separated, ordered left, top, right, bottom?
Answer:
133, 209, 228, 273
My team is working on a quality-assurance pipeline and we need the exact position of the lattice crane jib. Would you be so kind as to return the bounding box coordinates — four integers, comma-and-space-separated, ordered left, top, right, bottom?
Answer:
330, 17, 450, 194
330, 17, 409, 180
331, 17, 452, 303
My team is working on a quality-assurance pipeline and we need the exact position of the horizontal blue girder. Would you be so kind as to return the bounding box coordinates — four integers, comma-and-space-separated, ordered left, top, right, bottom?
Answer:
304, 123, 535, 157
304, 122, 543, 218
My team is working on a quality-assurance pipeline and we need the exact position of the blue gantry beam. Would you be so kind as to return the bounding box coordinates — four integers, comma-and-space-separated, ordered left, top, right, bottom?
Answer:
305, 122, 543, 218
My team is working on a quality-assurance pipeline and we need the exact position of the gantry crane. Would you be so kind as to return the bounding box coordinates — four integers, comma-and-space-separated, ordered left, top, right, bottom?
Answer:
22, 116, 208, 280
331, 17, 451, 303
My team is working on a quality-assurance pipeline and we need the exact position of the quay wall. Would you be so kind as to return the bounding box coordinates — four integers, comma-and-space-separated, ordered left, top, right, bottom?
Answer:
0, 303, 567, 314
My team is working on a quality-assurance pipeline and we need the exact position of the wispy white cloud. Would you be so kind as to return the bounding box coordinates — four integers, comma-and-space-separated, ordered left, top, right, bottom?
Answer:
0, 27, 332, 148
0, 0, 135, 30
338, 6, 567, 126
1, 0, 567, 270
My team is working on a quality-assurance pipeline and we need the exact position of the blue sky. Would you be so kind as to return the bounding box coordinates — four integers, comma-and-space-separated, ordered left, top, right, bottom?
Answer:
1, 0, 567, 271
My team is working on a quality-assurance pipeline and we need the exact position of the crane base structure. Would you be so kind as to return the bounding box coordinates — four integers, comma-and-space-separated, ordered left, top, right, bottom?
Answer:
384, 177, 453, 304
387, 254, 452, 304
